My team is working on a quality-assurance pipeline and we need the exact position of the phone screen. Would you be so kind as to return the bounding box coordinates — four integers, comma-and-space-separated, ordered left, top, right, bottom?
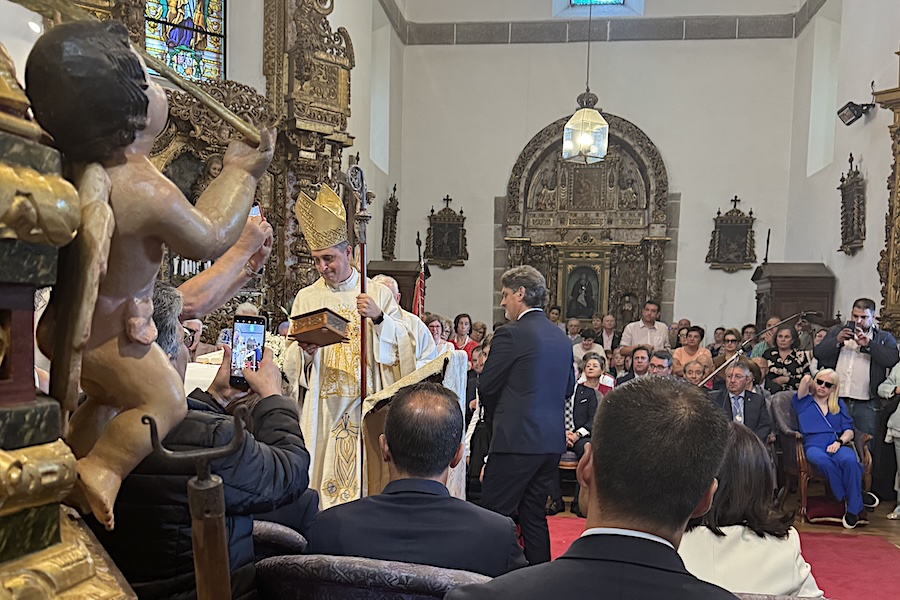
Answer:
249, 203, 261, 218
231, 316, 267, 384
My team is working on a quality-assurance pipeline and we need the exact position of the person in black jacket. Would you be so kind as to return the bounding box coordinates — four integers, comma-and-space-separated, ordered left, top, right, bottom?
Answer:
447, 377, 734, 600
306, 381, 526, 576
478, 265, 575, 565
88, 282, 310, 600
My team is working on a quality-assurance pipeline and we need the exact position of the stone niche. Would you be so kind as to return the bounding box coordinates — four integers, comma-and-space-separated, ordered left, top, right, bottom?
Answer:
497, 114, 677, 328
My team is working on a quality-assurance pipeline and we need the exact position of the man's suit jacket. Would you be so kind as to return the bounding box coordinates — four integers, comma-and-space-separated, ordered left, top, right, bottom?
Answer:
572, 384, 599, 435
708, 389, 772, 442
305, 479, 525, 577
814, 325, 900, 399
599, 329, 622, 351
479, 310, 575, 455
446, 534, 736, 600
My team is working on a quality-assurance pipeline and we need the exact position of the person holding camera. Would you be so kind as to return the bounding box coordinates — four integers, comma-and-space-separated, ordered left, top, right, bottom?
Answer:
813, 299, 898, 444
89, 282, 310, 600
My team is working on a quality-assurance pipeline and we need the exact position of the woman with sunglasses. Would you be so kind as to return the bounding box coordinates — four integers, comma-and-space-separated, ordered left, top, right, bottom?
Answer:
794, 370, 879, 528
710, 328, 742, 387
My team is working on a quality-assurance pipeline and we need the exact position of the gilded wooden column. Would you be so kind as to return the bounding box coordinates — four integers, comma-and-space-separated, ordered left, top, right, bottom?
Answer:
875, 53, 900, 335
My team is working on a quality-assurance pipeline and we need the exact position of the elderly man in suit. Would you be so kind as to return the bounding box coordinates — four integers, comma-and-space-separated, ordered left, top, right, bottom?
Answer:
478, 265, 575, 565
709, 361, 773, 443
448, 377, 734, 600
305, 382, 525, 577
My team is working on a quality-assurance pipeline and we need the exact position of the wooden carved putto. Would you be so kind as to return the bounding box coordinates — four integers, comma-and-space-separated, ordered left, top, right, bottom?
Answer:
705, 196, 757, 273
503, 113, 670, 326
838, 153, 866, 256
425, 195, 468, 269
381, 184, 399, 261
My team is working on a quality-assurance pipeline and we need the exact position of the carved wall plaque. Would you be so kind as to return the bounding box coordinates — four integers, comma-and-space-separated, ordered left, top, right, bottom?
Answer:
501, 113, 671, 325
425, 195, 468, 269
705, 196, 757, 273
838, 153, 866, 255
381, 184, 399, 261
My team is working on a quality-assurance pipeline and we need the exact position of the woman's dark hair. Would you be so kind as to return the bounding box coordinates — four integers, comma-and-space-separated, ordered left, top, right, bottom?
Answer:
775, 325, 799, 349
687, 325, 706, 340
453, 313, 472, 335
689, 422, 794, 539
26, 20, 149, 163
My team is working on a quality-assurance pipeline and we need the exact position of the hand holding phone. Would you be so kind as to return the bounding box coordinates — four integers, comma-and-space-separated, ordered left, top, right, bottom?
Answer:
249, 202, 262, 218
230, 314, 267, 390
837, 320, 857, 344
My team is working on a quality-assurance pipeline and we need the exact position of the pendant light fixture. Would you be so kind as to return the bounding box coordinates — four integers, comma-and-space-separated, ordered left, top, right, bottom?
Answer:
562, 3, 609, 164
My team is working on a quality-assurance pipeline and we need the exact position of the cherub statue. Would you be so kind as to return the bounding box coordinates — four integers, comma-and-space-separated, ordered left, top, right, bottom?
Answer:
25, 20, 274, 530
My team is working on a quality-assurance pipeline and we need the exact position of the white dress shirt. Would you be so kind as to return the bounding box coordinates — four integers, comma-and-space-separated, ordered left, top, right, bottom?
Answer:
621, 320, 670, 351
835, 328, 872, 399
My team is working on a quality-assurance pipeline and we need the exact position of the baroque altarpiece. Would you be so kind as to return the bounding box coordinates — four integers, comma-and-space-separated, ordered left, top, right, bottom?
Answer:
501, 114, 672, 327
88, 0, 357, 340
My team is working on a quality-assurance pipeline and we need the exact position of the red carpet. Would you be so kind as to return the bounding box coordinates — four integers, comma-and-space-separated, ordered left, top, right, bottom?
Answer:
548, 516, 900, 599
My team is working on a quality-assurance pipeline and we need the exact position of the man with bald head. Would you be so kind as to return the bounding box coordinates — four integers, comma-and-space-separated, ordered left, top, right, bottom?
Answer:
372, 274, 436, 368
306, 382, 525, 577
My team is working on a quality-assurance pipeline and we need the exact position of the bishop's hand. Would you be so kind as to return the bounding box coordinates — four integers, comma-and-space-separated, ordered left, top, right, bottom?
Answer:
357, 293, 382, 320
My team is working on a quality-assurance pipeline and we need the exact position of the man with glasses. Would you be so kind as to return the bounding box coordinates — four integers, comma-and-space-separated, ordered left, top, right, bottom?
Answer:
709, 361, 772, 443
648, 351, 673, 376
182, 319, 217, 362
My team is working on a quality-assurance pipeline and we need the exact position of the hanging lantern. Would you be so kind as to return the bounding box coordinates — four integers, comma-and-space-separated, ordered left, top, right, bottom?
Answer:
562, 89, 608, 164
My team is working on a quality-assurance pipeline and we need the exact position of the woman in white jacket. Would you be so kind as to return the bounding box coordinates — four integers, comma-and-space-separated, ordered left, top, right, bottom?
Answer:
678, 422, 824, 598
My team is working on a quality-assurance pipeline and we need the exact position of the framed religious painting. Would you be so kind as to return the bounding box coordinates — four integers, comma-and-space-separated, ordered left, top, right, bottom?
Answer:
424, 195, 468, 269
556, 241, 610, 322
706, 196, 757, 273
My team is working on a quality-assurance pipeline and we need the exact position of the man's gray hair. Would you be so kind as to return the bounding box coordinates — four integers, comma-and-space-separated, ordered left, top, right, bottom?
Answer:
372, 274, 399, 295
725, 360, 752, 378
235, 302, 259, 316
152, 282, 184, 358
500, 265, 548, 309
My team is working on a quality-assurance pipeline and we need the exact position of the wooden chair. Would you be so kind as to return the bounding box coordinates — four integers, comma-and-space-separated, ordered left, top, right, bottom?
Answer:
769, 391, 873, 521
256, 554, 489, 599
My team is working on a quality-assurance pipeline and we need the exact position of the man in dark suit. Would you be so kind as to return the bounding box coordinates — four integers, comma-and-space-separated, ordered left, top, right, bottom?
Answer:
615, 345, 651, 386
709, 361, 773, 443
448, 377, 734, 600
478, 265, 575, 565
305, 382, 525, 577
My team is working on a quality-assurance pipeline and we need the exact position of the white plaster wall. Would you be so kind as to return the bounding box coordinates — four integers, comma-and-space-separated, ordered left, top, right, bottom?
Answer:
403, 0, 799, 23
0, 1, 46, 80
227, 0, 265, 92
399, 39, 795, 329
785, 0, 900, 316
329, 0, 406, 262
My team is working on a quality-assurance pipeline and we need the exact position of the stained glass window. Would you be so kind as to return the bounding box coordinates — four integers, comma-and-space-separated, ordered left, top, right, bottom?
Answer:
145, 0, 225, 82
571, 0, 625, 5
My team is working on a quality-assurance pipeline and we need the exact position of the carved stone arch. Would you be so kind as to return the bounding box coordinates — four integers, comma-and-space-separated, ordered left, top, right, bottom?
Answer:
497, 113, 677, 326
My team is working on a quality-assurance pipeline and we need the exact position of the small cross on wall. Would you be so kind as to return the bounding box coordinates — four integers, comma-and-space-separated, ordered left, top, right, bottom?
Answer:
731, 195, 741, 211
442, 195, 453, 209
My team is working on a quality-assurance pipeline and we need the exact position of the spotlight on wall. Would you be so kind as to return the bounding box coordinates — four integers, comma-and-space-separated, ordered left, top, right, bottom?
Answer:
837, 101, 874, 126
838, 82, 877, 126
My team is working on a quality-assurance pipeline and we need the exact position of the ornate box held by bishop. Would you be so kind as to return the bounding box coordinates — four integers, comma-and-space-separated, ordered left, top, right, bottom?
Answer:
288, 308, 349, 347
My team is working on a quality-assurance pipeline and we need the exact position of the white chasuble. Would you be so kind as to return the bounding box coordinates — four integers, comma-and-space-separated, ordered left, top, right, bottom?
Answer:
283, 269, 417, 509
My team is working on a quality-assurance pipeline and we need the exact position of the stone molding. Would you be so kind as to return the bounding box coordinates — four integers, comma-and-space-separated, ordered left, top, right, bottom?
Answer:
377, 0, 827, 45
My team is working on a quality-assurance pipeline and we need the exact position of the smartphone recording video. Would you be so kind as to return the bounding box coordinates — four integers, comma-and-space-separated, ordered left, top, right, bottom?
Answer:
249, 202, 262, 218
230, 315, 267, 389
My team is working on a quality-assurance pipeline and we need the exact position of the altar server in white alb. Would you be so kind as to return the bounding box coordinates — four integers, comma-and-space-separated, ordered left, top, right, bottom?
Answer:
283, 185, 417, 508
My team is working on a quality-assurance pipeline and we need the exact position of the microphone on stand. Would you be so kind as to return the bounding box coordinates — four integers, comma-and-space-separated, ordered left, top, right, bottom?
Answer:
801, 310, 824, 317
